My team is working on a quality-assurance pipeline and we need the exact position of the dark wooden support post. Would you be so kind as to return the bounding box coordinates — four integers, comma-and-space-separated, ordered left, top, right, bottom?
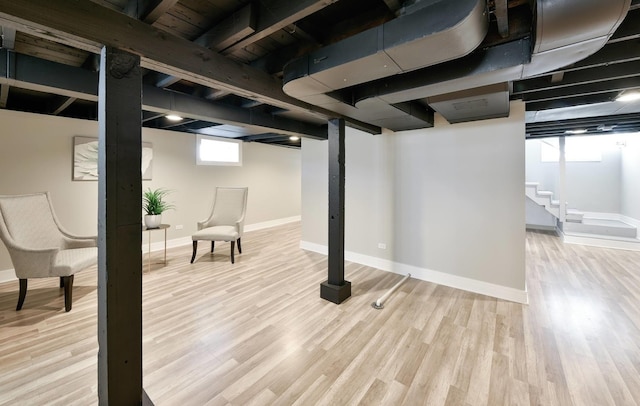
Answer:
320, 118, 351, 304
97, 46, 151, 405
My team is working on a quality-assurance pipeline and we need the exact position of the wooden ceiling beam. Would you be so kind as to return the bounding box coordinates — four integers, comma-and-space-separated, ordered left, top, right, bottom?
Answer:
222, 0, 336, 55
124, 0, 180, 24
494, 0, 509, 38
196, 3, 256, 52
0, 0, 380, 134
154, 3, 257, 89
51, 96, 76, 115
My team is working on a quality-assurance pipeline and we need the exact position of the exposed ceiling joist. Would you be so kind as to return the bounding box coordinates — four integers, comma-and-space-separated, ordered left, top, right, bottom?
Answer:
154, 3, 257, 89
221, 0, 336, 55
514, 60, 640, 94
51, 96, 76, 115
0, 0, 380, 134
0, 49, 96, 100
608, 8, 640, 43
197, 3, 256, 52
124, 0, 179, 24
526, 93, 616, 111
557, 41, 640, 73
241, 133, 290, 142
526, 112, 640, 137
142, 111, 165, 122
200, 88, 230, 101
0, 49, 327, 139
521, 76, 640, 103
494, 0, 509, 38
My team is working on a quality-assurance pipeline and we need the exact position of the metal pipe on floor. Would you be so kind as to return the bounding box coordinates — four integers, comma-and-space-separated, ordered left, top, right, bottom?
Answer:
371, 273, 411, 309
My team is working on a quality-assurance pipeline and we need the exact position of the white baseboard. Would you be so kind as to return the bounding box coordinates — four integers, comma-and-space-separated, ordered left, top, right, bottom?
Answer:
245, 215, 301, 232
1, 216, 303, 276
300, 241, 528, 304
143, 236, 191, 254
559, 229, 640, 251
0, 268, 16, 284
526, 224, 557, 232
143, 215, 302, 253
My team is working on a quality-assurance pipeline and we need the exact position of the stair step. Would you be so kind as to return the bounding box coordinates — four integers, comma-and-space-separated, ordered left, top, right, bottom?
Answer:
551, 200, 559, 206
564, 219, 637, 238
537, 191, 553, 197
525, 182, 539, 188
566, 209, 584, 222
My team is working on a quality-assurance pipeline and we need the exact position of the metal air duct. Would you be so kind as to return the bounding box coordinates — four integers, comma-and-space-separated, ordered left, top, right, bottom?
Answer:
283, 0, 631, 129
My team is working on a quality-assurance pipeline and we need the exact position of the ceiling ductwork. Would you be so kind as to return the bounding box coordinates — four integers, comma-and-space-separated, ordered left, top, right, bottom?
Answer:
283, 0, 489, 130
283, 0, 631, 130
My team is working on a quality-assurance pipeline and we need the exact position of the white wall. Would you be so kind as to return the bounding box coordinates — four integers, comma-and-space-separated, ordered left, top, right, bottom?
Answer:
0, 109, 301, 272
302, 101, 527, 302
526, 137, 622, 213
525, 139, 559, 195
621, 133, 640, 220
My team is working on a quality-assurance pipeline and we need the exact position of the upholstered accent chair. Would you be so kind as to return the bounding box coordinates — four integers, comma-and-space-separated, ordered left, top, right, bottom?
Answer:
0, 192, 97, 312
191, 187, 248, 264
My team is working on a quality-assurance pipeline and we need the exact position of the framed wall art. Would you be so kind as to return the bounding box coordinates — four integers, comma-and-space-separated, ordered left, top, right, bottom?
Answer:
73, 136, 153, 181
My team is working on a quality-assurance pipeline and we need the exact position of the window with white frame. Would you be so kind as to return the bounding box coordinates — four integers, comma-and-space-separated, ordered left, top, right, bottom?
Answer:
196, 135, 242, 166
540, 136, 603, 163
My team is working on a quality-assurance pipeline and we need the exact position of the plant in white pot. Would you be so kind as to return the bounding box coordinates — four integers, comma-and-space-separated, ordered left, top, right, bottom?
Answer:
143, 188, 174, 228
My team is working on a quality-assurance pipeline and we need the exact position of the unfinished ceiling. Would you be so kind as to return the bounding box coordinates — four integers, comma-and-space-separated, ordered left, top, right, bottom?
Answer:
0, 0, 640, 147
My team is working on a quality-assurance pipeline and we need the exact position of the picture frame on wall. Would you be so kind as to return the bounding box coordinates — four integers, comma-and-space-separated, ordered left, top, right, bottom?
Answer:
72, 136, 153, 181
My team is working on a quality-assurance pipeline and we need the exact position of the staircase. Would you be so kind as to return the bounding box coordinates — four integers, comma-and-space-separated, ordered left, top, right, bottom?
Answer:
525, 182, 584, 222
525, 182, 639, 241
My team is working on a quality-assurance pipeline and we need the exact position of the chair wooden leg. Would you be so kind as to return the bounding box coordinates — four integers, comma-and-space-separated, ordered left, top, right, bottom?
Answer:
16, 279, 27, 311
237, 238, 242, 254
190, 241, 198, 263
230, 241, 235, 264
60, 276, 64, 288
211, 241, 215, 253
63, 275, 74, 312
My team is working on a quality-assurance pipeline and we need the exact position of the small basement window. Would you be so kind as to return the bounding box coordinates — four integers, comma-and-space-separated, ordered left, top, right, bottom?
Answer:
196, 135, 242, 166
540, 137, 602, 163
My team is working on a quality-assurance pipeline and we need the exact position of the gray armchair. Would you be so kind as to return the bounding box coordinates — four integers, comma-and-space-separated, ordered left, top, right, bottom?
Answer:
0, 192, 97, 312
191, 187, 248, 264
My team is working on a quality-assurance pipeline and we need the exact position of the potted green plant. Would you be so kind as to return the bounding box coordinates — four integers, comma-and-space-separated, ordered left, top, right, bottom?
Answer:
143, 188, 175, 228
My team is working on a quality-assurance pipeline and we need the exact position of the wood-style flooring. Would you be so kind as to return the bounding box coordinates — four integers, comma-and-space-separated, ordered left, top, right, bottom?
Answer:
1, 223, 639, 405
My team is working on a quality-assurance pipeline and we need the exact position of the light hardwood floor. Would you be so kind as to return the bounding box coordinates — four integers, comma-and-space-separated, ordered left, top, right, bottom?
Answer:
1, 223, 639, 405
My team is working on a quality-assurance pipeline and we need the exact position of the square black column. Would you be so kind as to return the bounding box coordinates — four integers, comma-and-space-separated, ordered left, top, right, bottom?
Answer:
321, 118, 351, 304
97, 46, 147, 405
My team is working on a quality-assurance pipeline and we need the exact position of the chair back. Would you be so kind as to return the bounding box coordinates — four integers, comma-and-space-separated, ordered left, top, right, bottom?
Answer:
212, 187, 248, 229
0, 193, 64, 250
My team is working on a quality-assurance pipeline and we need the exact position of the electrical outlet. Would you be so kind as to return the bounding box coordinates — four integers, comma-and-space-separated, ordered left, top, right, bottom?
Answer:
175, 225, 184, 230
378, 243, 386, 249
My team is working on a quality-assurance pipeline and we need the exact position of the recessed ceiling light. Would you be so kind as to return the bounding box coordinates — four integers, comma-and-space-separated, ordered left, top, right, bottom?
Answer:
565, 129, 588, 135
166, 114, 183, 121
616, 91, 640, 102
289, 136, 300, 141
